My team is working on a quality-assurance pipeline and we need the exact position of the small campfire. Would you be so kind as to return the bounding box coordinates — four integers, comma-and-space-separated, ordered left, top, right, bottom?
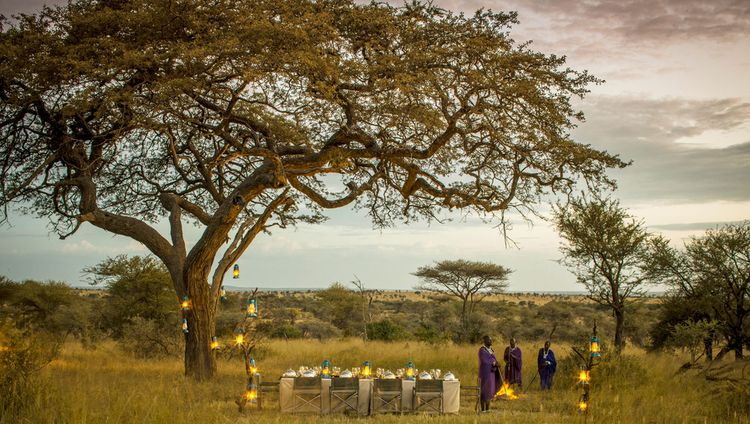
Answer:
495, 383, 519, 400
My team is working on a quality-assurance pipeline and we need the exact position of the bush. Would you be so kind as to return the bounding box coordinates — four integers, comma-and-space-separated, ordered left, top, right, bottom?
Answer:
367, 319, 406, 341
0, 321, 59, 416
119, 316, 182, 358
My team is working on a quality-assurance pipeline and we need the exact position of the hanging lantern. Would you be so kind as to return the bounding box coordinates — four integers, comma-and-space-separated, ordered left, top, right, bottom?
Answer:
180, 296, 190, 311
578, 369, 590, 384
233, 264, 240, 279
244, 382, 258, 403
578, 392, 589, 413
406, 361, 415, 380
246, 298, 258, 318
181, 318, 188, 334
590, 335, 601, 357
362, 360, 372, 377
210, 336, 220, 350
235, 334, 245, 346
247, 357, 258, 375
321, 359, 331, 379
220, 286, 227, 301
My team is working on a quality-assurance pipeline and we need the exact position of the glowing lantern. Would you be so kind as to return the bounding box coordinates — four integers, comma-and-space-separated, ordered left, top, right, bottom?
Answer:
578, 370, 590, 384
235, 334, 245, 346
233, 264, 240, 279
590, 336, 601, 357
246, 298, 258, 318
220, 286, 227, 301
180, 296, 190, 311
244, 382, 258, 403
406, 361, 415, 380
181, 318, 188, 333
247, 357, 258, 375
362, 361, 372, 377
210, 336, 219, 350
578, 400, 588, 413
321, 360, 331, 379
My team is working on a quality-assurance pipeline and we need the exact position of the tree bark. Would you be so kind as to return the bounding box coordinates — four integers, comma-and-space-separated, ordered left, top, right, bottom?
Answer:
182, 267, 217, 380
614, 308, 625, 355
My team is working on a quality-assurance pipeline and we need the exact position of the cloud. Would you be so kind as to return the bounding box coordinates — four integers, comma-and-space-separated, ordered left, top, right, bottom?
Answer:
649, 220, 747, 231
573, 96, 750, 203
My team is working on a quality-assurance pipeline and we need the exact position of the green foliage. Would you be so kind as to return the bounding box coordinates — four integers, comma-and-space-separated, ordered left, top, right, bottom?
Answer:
555, 197, 655, 353
84, 256, 181, 356
667, 320, 717, 362
315, 283, 362, 336
366, 319, 406, 341
0, 277, 96, 344
0, 320, 59, 416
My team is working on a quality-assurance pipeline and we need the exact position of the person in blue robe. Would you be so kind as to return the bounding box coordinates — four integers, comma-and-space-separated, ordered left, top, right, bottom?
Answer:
537, 340, 557, 390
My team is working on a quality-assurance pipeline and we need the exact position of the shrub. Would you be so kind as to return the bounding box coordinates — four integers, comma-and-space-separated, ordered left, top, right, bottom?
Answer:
367, 319, 406, 341
0, 321, 59, 416
119, 316, 182, 358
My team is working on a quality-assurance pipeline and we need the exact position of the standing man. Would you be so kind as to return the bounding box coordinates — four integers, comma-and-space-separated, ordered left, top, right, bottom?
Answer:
503, 337, 522, 387
478, 335, 502, 412
537, 340, 557, 390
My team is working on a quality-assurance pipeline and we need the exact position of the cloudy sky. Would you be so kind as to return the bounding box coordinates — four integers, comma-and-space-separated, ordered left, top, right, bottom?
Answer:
0, 0, 748, 291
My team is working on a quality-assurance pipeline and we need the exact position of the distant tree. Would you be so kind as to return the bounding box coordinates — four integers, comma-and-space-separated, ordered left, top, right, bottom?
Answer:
413, 259, 511, 341
351, 276, 379, 342
667, 320, 718, 364
315, 283, 361, 336
0, 0, 625, 379
554, 197, 654, 354
649, 222, 750, 360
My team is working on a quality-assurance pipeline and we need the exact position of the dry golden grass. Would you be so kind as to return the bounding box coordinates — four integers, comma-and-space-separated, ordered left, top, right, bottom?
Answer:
6, 339, 747, 423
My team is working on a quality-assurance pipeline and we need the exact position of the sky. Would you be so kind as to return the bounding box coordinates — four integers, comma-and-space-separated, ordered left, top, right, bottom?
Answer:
0, 0, 748, 291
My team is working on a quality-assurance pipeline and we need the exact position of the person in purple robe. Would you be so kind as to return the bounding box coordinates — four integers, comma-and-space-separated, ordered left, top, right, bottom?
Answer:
537, 340, 557, 390
503, 337, 522, 387
478, 335, 502, 412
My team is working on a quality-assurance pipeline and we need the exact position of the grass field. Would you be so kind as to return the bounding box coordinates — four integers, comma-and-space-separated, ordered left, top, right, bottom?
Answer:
7, 339, 749, 423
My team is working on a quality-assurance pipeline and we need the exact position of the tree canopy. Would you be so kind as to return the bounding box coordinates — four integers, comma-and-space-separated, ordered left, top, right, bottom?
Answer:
555, 197, 653, 353
1, 0, 625, 379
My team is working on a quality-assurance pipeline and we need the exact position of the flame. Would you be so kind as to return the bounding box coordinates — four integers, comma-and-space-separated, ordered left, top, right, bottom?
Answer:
235, 334, 244, 345
578, 401, 588, 412
495, 383, 518, 400
180, 300, 190, 309
591, 341, 600, 353
210, 341, 219, 350
247, 304, 256, 315
245, 389, 257, 400
578, 370, 590, 383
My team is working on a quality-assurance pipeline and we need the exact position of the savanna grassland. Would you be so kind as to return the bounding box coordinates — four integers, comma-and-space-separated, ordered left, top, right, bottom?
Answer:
9, 338, 748, 424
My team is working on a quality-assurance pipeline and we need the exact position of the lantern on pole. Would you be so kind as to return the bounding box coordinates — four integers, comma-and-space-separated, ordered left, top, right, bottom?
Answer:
244, 382, 258, 403
220, 286, 227, 301
181, 318, 188, 334
247, 357, 258, 375
233, 264, 240, 279
406, 361, 416, 380
590, 335, 601, 357
180, 296, 190, 311
246, 298, 258, 318
210, 336, 220, 350
321, 360, 331, 379
362, 360, 372, 377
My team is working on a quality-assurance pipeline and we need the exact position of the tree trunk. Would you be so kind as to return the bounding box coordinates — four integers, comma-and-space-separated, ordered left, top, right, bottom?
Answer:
183, 272, 217, 380
614, 308, 625, 355
704, 337, 713, 362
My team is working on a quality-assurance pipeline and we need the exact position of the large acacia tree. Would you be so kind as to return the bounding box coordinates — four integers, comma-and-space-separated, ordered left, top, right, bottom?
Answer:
0, 0, 625, 379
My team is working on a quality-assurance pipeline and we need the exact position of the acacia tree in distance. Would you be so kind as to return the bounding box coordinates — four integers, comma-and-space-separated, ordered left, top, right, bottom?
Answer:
648, 222, 750, 360
413, 259, 511, 341
0, 0, 626, 380
554, 197, 653, 354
